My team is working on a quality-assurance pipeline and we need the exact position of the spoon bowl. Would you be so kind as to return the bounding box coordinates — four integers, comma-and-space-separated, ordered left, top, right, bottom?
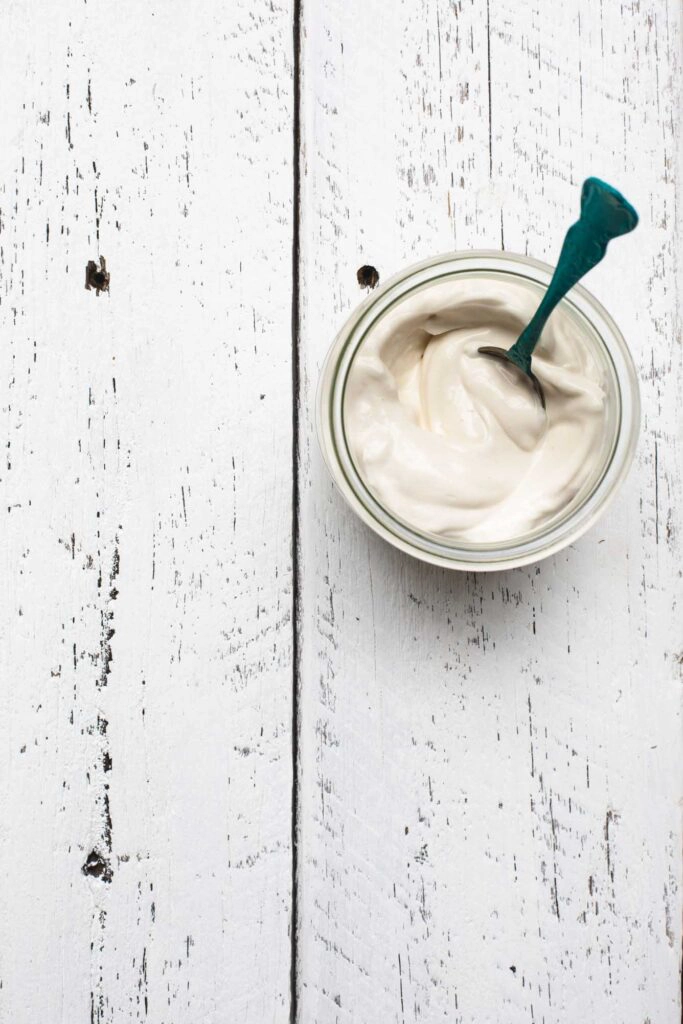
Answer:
477, 344, 547, 408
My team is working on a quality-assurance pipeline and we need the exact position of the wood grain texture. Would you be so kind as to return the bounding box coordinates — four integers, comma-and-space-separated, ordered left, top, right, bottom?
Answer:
0, 1, 294, 1021
296, 1, 682, 1022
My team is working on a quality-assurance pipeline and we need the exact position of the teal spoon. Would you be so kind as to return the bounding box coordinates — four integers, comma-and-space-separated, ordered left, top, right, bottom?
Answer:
479, 177, 638, 408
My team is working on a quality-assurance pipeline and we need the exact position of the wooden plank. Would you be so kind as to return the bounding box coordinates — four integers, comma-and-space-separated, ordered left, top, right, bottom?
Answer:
296, 0, 682, 1021
0, 1, 294, 1020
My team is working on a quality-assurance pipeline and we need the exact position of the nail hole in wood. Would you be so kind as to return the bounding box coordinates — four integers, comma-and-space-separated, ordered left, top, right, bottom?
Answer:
85, 256, 110, 295
357, 264, 379, 289
82, 849, 113, 882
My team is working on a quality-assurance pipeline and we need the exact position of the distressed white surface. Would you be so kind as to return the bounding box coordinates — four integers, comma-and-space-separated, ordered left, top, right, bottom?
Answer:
0, 1, 294, 1021
297, 1, 682, 1022
0, 0, 681, 1022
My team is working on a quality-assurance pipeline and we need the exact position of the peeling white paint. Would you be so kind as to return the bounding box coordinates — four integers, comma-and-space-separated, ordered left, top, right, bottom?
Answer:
296, 0, 682, 1021
0, 1, 294, 1020
0, 0, 681, 1022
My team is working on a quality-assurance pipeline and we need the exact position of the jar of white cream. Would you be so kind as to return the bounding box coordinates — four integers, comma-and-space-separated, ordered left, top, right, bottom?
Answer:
317, 251, 640, 571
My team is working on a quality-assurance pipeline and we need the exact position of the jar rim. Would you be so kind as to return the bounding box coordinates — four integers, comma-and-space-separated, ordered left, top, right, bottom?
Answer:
316, 250, 641, 571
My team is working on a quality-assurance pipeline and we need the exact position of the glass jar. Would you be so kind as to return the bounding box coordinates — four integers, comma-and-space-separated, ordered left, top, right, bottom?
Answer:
316, 250, 640, 571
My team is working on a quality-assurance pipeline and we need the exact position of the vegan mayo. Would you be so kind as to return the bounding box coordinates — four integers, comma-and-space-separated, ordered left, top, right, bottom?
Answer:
344, 276, 609, 543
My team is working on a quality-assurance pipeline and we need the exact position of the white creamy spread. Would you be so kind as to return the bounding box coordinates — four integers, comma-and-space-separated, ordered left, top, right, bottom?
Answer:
344, 275, 610, 543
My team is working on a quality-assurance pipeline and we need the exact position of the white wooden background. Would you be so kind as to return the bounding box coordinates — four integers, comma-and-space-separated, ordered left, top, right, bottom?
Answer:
0, 1, 680, 1022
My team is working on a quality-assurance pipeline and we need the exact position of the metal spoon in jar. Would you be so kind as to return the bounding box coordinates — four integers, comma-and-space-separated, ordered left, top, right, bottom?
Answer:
478, 177, 638, 408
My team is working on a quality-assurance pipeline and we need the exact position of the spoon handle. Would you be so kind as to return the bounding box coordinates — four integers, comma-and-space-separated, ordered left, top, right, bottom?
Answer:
506, 178, 638, 375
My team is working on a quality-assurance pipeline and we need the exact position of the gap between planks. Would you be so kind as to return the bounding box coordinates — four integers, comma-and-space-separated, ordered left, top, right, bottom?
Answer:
290, 0, 304, 1020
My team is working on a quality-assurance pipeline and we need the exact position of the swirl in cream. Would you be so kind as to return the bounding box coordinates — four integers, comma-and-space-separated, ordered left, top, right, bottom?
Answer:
344, 275, 610, 543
